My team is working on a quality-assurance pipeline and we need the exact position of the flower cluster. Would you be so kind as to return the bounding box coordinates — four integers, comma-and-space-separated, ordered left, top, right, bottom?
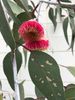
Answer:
18, 20, 49, 51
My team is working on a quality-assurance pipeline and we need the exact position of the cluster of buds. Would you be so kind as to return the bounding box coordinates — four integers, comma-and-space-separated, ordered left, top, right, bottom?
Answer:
18, 20, 49, 51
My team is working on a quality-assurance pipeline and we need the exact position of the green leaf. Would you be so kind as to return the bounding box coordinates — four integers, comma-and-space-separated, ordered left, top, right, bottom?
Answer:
68, 9, 75, 18
65, 84, 75, 100
48, 8, 57, 30
14, 0, 27, 10
23, 49, 28, 66
69, 17, 75, 52
13, 12, 35, 43
3, 52, 14, 90
14, 0, 31, 18
28, 51, 65, 100
28, 5, 33, 12
20, 0, 28, 10
60, 0, 71, 2
70, 34, 75, 53
15, 50, 22, 73
63, 17, 69, 44
0, 94, 3, 100
7, 0, 23, 15
2, 0, 20, 25
19, 81, 25, 100
66, 67, 75, 77
0, 2, 15, 50
55, 8, 57, 20
35, 86, 45, 100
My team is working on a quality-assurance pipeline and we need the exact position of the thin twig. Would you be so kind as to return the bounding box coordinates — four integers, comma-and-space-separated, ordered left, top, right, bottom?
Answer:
59, 64, 75, 68
59, 64, 68, 68
39, 0, 75, 9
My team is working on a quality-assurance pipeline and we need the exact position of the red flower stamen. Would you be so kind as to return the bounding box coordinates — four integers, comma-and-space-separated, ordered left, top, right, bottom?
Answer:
23, 40, 49, 51
18, 20, 49, 51
18, 21, 44, 42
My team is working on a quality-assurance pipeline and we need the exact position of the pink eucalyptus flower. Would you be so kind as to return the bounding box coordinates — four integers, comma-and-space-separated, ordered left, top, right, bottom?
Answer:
23, 39, 49, 51
18, 20, 44, 42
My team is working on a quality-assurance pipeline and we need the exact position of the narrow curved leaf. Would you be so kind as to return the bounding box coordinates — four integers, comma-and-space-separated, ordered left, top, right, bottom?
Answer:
13, 0, 31, 18
15, 50, 22, 72
14, 0, 24, 9
66, 66, 75, 77
28, 51, 65, 100
0, 2, 15, 50
69, 17, 75, 52
70, 34, 75, 53
28, 5, 33, 12
23, 49, 28, 66
19, 81, 24, 100
63, 17, 69, 44
48, 8, 57, 30
68, 9, 75, 18
2, 0, 20, 25
7, 0, 23, 15
60, 0, 71, 2
55, 8, 57, 20
3, 52, 14, 90
20, 0, 28, 10
65, 84, 75, 100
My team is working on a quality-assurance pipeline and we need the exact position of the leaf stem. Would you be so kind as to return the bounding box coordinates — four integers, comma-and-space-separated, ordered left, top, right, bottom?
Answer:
12, 52, 20, 100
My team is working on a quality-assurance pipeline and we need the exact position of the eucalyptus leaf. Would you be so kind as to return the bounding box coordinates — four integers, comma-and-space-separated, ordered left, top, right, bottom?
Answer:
14, 0, 26, 9
60, 0, 71, 2
23, 49, 27, 66
66, 67, 75, 77
55, 8, 57, 20
20, 0, 28, 10
65, 84, 75, 100
3, 52, 14, 90
28, 5, 33, 12
28, 51, 65, 100
2, 0, 20, 25
70, 34, 75, 53
48, 8, 57, 31
0, 2, 15, 50
7, 0, 23, 15
63, 17, 69, 44
69, 17, 75, 52
14, 0, 31, 18
19, 81, 25, 100
15, 50, 22, 73
68, 9, 75, 18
